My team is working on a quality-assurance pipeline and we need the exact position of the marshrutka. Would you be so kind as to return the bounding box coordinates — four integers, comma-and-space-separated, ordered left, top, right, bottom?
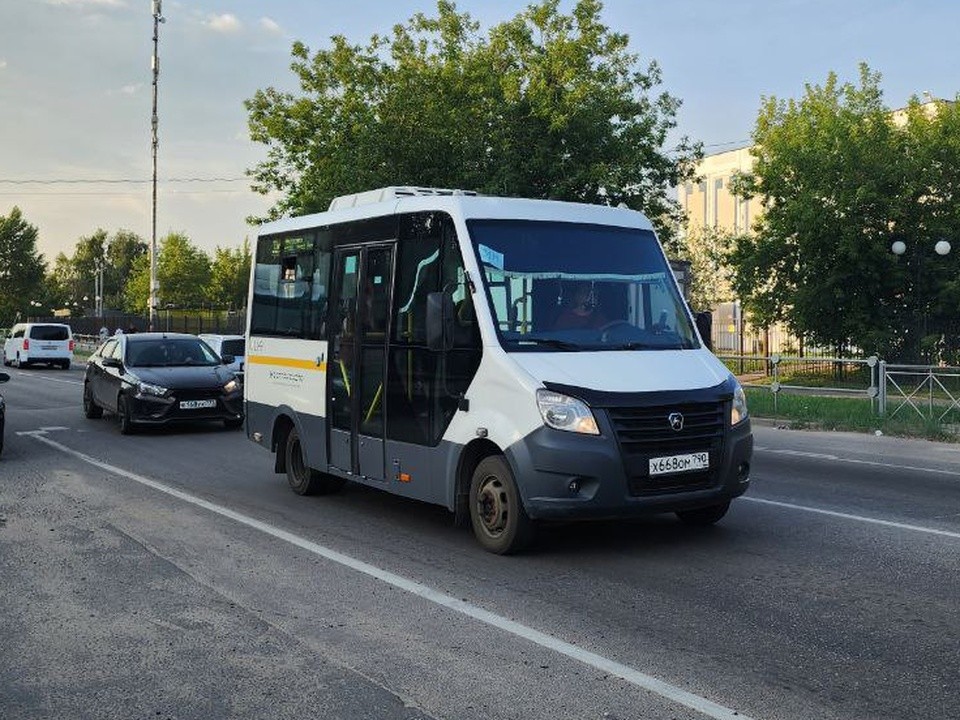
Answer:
243, 186, 753, 554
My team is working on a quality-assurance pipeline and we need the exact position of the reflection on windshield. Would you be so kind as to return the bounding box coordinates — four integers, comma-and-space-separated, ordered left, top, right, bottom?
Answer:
468, 220, 698, 351
126, 339, 220, 367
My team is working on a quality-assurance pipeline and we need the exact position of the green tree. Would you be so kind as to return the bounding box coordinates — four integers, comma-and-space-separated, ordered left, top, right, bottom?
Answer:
105, 230, 148, 310
245, 0, 700, 246
729, 64, 960, 360
48, 228, 108, 312
0, 207, 47, 326
206, 239, 252, 310
124, 233, 211, 312
678, 225, 739, 312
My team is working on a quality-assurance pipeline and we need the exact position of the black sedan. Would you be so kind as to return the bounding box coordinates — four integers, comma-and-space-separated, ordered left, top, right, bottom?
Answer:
0, 371, 8, 456
83, 333, 243, 434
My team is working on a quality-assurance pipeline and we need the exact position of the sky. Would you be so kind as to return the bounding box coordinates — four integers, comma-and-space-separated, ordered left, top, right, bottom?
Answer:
1, 0, 957, 264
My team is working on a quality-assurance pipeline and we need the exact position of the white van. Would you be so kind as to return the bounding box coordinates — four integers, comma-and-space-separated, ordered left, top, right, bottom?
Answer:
3, 323, 74, 369
243, 187, 753, 553
198, 334, 245, 377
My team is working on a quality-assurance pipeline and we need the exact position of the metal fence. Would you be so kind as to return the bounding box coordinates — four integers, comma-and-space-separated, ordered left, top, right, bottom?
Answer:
723, 352, 960, 422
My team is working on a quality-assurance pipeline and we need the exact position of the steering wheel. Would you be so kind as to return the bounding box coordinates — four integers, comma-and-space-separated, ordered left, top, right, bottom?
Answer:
598, 320, 633, 343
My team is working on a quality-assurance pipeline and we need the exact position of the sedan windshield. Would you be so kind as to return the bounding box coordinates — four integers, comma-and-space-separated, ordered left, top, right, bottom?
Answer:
467, 220, 698, 351
126, 338, 220, 367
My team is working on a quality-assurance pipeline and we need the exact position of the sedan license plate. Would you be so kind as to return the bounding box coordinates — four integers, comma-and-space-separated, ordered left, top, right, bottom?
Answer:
649, 452, 709, 476
179, 399, 216, 410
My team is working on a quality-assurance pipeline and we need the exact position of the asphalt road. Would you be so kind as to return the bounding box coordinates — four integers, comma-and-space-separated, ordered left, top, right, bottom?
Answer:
0, 364, 957, 720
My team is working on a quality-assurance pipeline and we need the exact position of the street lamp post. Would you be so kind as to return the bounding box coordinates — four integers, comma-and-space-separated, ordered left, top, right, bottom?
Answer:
891, 238, 952, 362
149, 0, 165, 332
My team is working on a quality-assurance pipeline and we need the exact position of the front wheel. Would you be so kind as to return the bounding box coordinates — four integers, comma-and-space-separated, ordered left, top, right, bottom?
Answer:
676, 501, 730, 526
469, 455, 534, 555
83, 383, 103, 419
284, 425, 345, 496
117, 394, 136, 435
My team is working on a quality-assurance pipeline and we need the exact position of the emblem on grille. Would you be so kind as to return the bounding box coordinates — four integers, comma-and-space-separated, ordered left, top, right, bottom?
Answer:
668, 412, 684, 432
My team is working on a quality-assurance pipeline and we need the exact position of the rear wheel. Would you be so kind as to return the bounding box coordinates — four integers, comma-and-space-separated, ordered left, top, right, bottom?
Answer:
469, 455, 534, 555
676, 501, 730, 526
83, 383, 103, 419
284, 425, 345, 496
60, 360, 70, 370
0, 415, 5, 456
117, 394, 136, 435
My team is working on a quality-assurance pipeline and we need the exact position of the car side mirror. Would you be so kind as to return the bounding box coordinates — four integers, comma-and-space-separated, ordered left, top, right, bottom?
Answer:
0, 372, 9, 384
426, 291, 455, 352
221, 354, 235, 365
695, 311, 713, 351
103, 357, 124, 370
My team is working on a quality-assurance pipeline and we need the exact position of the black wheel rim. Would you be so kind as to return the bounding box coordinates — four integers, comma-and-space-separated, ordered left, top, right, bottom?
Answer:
476, 474, 509, 537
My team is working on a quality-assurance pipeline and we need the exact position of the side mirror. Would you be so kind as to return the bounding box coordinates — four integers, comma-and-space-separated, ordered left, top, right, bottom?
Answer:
0, 372, 9, 384
695, 311, 713, 351
103, 357, 123, 370
426, 291, 455, 352
221, 354, 235, 365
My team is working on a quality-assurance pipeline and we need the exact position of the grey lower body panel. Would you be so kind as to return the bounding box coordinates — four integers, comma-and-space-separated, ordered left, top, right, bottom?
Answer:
506, 420, 753, 521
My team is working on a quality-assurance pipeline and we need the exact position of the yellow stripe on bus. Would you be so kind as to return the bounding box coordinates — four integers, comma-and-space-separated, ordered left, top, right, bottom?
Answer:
247, 355, 327, 371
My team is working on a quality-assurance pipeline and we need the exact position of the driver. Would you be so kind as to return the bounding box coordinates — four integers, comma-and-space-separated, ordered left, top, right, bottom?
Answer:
554, 282, 608, 330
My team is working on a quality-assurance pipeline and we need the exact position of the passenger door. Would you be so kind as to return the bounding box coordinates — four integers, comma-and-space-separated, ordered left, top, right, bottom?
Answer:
328, 244, 394, 479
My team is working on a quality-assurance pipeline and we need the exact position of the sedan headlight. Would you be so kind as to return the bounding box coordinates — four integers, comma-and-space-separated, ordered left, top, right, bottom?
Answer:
137, 381, 168, 397
731, 380, 749, 426
223, 379, 240, 394
536, 389, 599, 435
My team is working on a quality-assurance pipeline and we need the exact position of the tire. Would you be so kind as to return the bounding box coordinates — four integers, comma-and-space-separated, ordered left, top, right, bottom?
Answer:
0, 416, 4, 457
676, 501, 731, 526
469, 455, 534, 555
83, 383, 103, 419
60, 360, 71, 370
284, 425, 345, 496
223, 417, 243, 430
16, 354, 28, 369
117, 394, 136, 435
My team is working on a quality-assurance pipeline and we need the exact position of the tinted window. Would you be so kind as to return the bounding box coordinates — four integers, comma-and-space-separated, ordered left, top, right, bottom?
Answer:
250, 232, 331, 338
30, 325, 70, 341
221, 339, 245, 357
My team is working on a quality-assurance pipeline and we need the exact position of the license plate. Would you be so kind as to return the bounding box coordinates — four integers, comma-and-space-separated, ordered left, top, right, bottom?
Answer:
42, 345, 58, 350
179, 399, 216, 409
649, 452, 709, 476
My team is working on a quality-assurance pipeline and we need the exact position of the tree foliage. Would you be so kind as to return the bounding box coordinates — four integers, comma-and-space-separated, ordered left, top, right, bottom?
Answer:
124, 233, 212, 312
731, 65, 960, 362
207, 240, 252, 310
0, 207, 47, 326
245, 0, 700, 246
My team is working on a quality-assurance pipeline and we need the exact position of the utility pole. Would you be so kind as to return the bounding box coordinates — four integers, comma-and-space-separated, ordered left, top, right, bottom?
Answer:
150, 0, 164, 331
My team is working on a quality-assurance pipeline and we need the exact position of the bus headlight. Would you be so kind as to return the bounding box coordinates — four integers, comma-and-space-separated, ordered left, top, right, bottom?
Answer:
536, 389, 599, 435
731, 381, 749, 426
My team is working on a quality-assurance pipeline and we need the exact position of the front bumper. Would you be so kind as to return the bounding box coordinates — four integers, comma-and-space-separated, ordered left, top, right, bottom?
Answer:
127, 390, 243, 425
507, 415, 753, 521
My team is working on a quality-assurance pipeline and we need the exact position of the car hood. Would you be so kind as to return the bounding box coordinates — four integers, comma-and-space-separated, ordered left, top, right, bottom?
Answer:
130, 365, 234, 389
509, 348, 728, 393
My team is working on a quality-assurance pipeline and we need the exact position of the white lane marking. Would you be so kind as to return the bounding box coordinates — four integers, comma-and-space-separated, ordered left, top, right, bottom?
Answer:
14, 372, 82, 386
31, 434, 755, 720
744, 497, 960, 540
755, 446, 960, 478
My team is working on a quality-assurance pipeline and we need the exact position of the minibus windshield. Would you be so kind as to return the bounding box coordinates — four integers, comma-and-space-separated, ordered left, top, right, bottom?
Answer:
467, 219, 698, 352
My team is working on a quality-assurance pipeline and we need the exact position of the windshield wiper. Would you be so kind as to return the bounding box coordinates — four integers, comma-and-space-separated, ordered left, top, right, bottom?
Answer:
517, 336, 583, 351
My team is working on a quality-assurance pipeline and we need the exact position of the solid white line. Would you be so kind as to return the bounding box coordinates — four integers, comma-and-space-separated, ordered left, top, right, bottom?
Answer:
15, 372, 82, 386
755, 446, 960, 478
744, 497, 960, 539
30, 433, 755, 720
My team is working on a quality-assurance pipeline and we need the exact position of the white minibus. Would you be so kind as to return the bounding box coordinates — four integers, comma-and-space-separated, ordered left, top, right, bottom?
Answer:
3, 322, 74, 369
244, 187, 752, 553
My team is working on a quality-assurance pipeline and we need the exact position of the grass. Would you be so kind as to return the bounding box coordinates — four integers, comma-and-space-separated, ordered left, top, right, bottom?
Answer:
745, 388, 959, 442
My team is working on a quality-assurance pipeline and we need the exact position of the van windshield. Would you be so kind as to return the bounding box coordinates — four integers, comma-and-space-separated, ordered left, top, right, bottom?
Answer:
467, 220, 698, 352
